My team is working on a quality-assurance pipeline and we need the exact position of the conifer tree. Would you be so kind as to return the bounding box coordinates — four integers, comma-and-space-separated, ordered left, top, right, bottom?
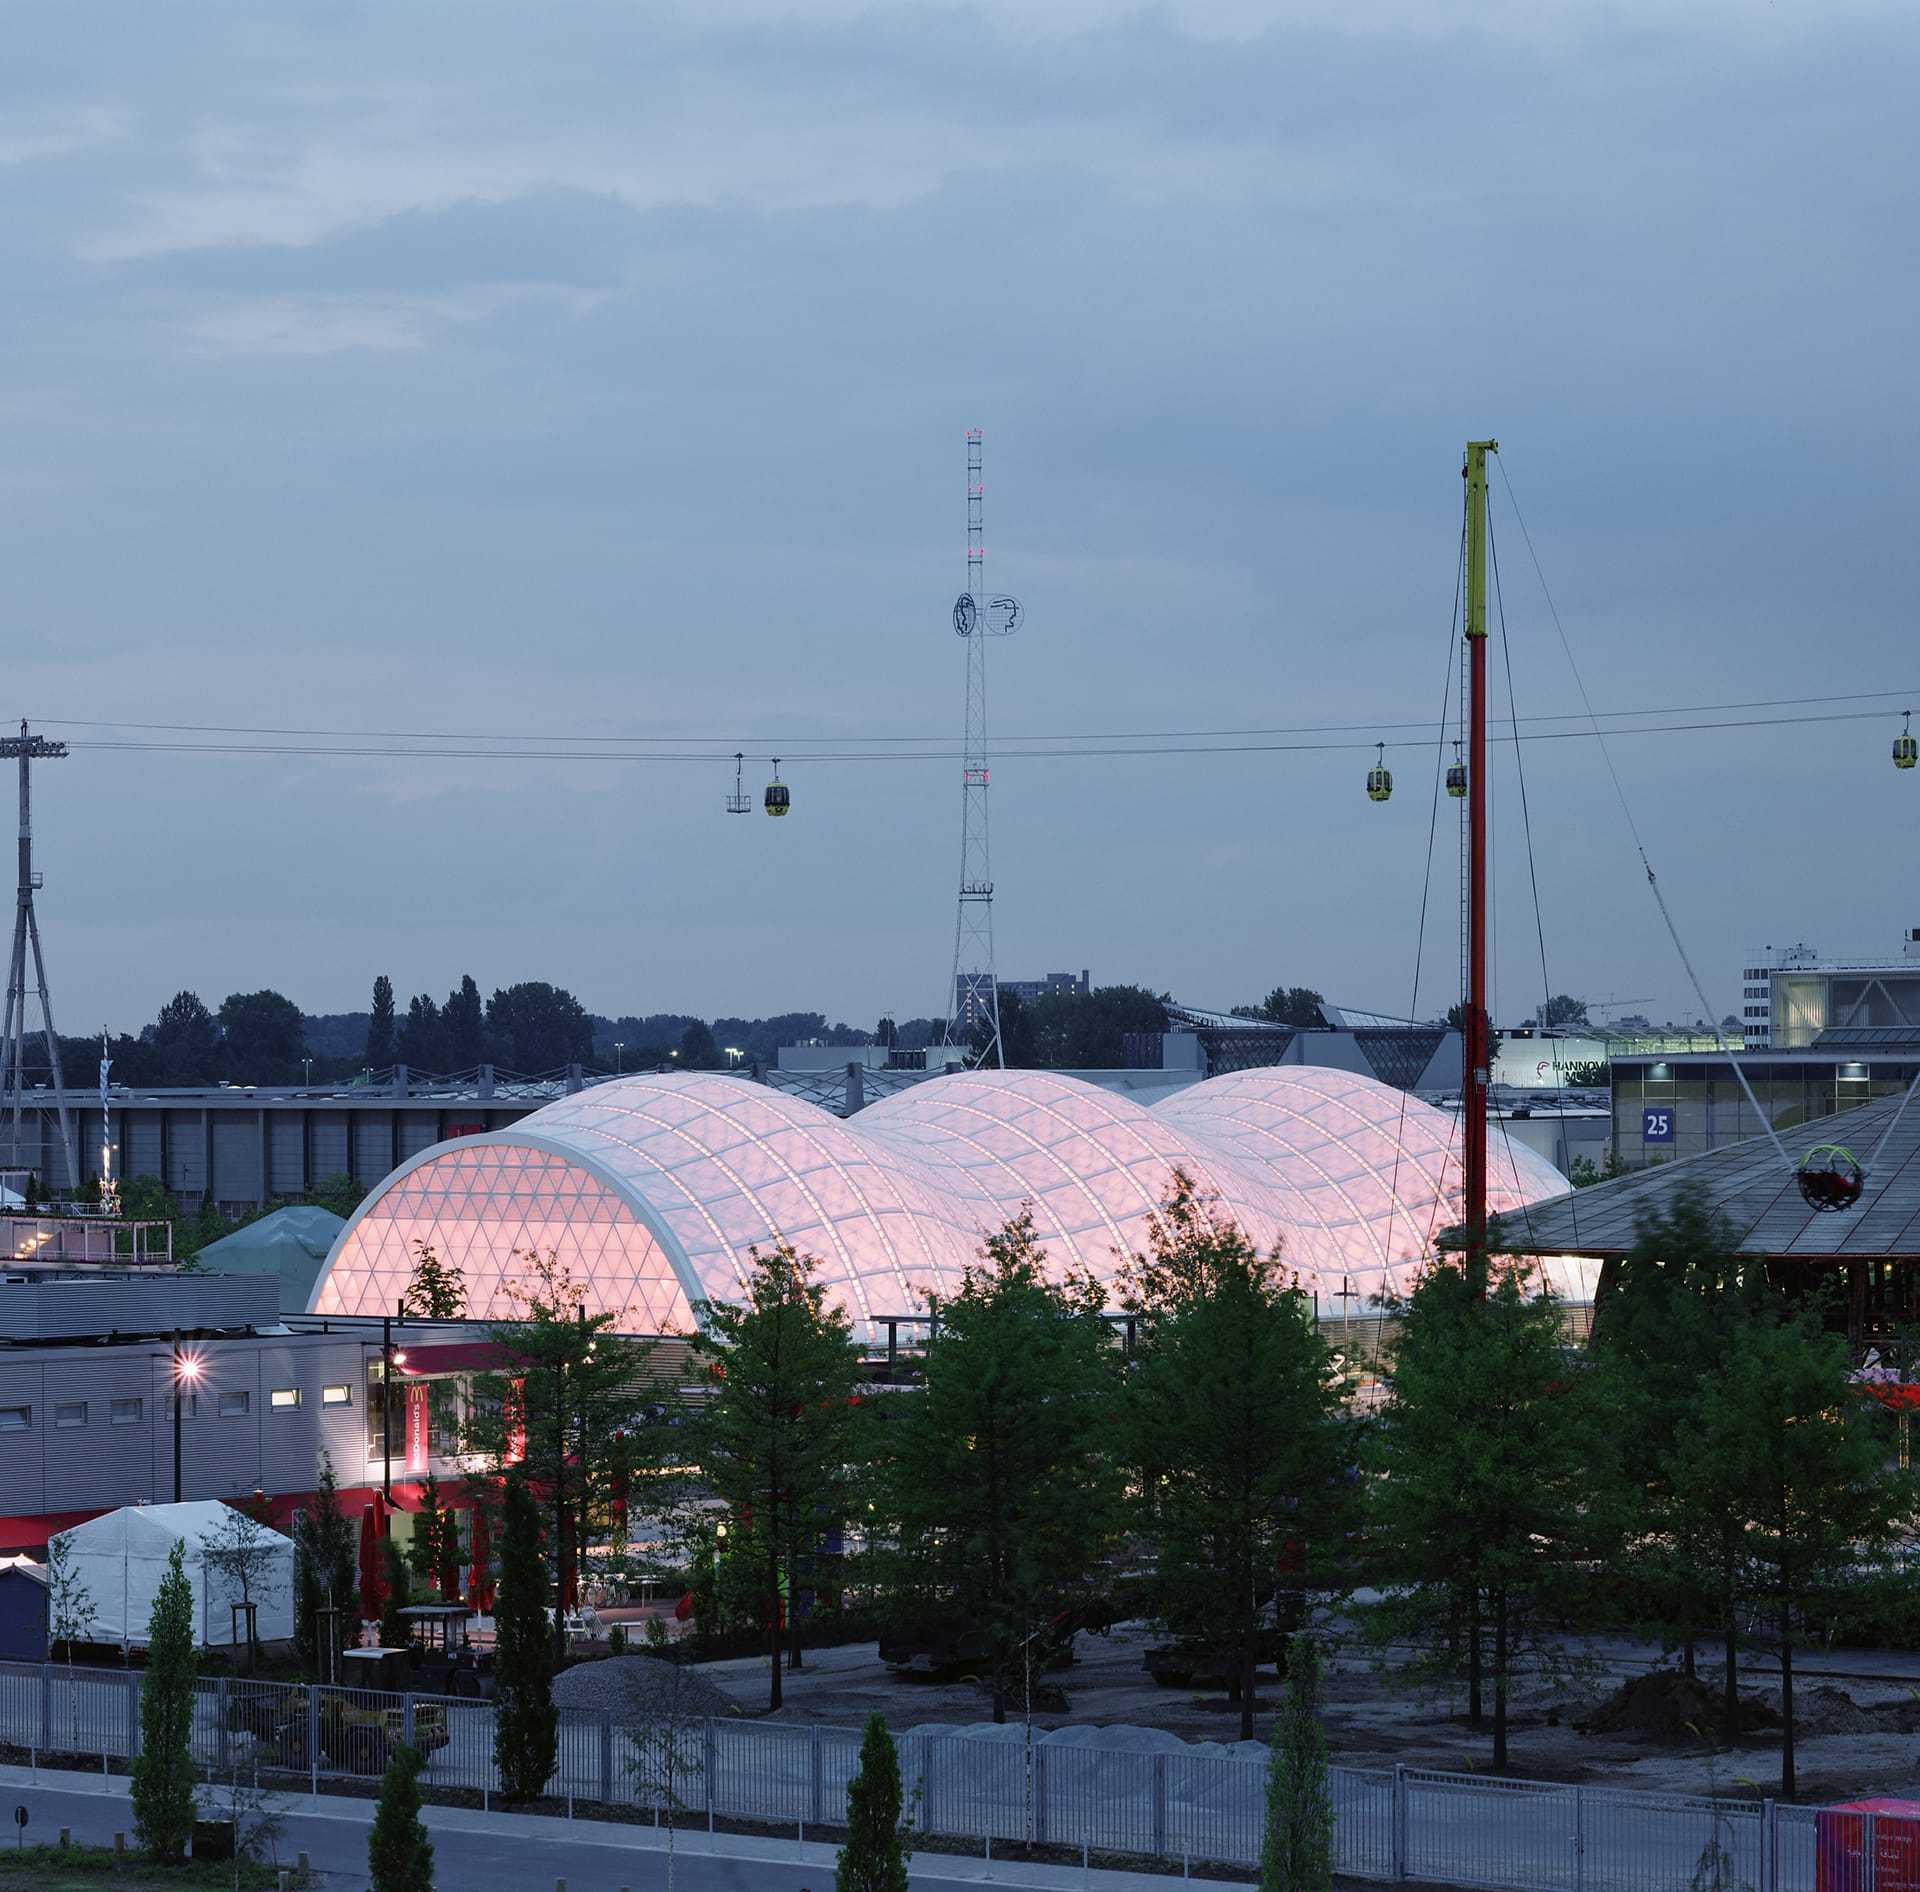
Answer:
368, 1740, 435, 1891
1260, 1636, 1333, 1892
883, 1209, 1123, 1725
684, 1239, 864, 1707
836, 1712, 911, 1892
366, 975, 397, 1069
493, 1476, 557, 1800
294, 1451, 358, 1679
1121, 1171, 1347, 1740
131, 1541, 199, 1861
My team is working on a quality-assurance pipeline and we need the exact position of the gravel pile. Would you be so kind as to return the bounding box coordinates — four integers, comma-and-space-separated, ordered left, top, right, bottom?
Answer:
552, 1655, 737, 1722
1578, 1671, 1779, 1743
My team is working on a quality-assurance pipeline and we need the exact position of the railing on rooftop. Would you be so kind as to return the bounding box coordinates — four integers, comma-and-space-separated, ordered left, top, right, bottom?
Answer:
0, 1215, 174, 1265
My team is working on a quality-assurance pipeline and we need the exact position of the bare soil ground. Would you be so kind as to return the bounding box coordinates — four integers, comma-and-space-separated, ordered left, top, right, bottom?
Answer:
683, 1621, 1920, 1805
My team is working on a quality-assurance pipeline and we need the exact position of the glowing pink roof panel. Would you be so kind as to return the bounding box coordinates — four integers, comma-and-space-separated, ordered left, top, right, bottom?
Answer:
308, 1065, 1585, 1329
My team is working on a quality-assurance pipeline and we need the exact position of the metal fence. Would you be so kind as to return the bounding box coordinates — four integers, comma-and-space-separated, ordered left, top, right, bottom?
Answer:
0, 1660, 1897, 1888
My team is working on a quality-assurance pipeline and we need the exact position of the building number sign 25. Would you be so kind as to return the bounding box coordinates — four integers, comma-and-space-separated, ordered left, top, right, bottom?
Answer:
1642, 1107, 1674, 1144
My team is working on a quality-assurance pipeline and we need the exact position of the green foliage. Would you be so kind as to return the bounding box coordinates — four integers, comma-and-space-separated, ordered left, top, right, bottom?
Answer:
401, 1240, 468, 1319
464, 1249, 664, 1653
380, 1537, 411, 1649
1672, 1302, 1907, 1797
486, 980, 592, 1071
1254, 986, 1326, 1028
408, 1472, 461, 1599
367, 1741, 435, 1891
677, 1019, 722, 1068
836, 1712, 911, 1892
215, 989, 309, 1084
1567, 1145, 1626, 1187
1368, 1252, 1611, 1770
45, 1532, 96, 1650
685, 1239, 865, 1709
198, 1502, 285, 1675
131, 1541, 199, 1861
984, 983, 1169, 1067
1121, 1171, 1348, 1740
881, 1208, 1124, 1724
366, 975, 397, 1069
304, 1172, 365, 1219
1261, 1636, 1333, 1892
1536, 993, 1590, 1027
294, 1452, 358, 1679
493, 1477, 557, 1801
149, 990, 220, 1085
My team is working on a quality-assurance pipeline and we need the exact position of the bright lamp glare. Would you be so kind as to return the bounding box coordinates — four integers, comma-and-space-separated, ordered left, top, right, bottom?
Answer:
391, 1350, 407, 1367
175, 1353, 202, 1383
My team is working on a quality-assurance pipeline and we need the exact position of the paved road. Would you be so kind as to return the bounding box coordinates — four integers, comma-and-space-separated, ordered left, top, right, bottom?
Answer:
0, 1767, 1173, 1892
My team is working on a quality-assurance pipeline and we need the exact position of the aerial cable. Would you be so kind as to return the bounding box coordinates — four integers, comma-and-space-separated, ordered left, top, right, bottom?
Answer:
28, 688, 1919, 749
1385, 506, 1465, 1291
1494, 458, 1792, 1171
1488, 497, 1570, 1252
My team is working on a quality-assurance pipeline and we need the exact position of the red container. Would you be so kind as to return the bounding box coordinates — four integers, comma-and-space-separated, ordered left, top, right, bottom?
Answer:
1816, 1801, 1920, 1892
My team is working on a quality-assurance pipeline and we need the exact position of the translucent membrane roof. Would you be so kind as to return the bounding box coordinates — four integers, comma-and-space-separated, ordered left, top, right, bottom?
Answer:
308, 1066, 1585, 1331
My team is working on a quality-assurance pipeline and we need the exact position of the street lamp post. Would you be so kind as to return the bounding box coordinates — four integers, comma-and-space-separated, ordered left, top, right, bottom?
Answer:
170, 1332, 201, 1503
301, 1057, 313, 1087
614, 1042, 625, 1073
381, 1304, 408, 1510
723, 1046, 744, 1069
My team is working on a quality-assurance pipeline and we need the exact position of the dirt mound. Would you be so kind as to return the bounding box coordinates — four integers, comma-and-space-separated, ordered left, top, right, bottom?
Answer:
1578, 1671, 1778, 1744
552, 1654, 737, 1722
1789, 1685, 1877, 1737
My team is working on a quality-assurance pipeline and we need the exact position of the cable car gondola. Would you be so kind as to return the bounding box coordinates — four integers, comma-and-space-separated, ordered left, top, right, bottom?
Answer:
1797, 1143, 1864, 1212
1366, 742, 1392, 804
764, 758, 790, 817
1895, 710, 1916, 772
1446, 741, 1467, 800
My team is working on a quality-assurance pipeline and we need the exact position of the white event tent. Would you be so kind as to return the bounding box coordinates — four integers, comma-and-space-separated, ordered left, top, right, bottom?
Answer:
48, 1502, 294, 1649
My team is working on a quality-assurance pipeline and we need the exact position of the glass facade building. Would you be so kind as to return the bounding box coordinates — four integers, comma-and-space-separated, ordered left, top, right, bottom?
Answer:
310, 1066, 1579, 1331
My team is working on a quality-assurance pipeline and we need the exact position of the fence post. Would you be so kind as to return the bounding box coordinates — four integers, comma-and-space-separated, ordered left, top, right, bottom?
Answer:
125, 1671, 139, 1760
599, 1713, 613, 1806
307, 1685, 319, 1801
1152, 1752, 1167, 1859
216, 1678, 230, 1774
1392, 1765, 1408, 1882
704, 1717, 718, 1825
1572, 1785, 1585, 1892
1762, 1799, 1774, 1892
810, 1726, 824, 1829
1033, 1743, 1048, 1850
1866, 1810, 1878, 1892
402, 1691, 415, 1750
39, 1664, 51, 1754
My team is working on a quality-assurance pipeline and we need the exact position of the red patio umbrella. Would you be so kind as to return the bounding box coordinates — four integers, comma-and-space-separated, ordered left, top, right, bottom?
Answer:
358, 1497, 387, 1627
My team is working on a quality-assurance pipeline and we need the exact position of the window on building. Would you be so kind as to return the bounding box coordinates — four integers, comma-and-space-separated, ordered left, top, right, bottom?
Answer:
270, 1387, 301, 1410
217, 1391, 250, 1418
111, 1398, 143, 1425
0, 1407, 30, 1431
54, 1402, 86, 1428
321, 1384, 352, 1407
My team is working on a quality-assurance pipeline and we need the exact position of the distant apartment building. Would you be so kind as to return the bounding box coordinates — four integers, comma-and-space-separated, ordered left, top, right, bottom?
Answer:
952, 968, 1091, 1031
1738, 935, 1920, 1047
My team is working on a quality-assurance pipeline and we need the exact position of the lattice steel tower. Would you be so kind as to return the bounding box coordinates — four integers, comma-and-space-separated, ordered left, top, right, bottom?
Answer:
0, 723, 76, 1187
941, 430, 1023, 1068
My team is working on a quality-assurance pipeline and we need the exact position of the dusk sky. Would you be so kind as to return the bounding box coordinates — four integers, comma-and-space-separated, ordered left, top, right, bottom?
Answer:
3, 2, 1915, 1038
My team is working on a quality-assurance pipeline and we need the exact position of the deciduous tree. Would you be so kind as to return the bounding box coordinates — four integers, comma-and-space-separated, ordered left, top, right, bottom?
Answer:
402, 1240, 467, 1319
295, 1452, 358, 1680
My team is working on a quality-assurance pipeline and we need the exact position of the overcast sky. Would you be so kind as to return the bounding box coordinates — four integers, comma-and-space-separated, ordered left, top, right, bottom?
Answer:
2, 1, 1916, 1039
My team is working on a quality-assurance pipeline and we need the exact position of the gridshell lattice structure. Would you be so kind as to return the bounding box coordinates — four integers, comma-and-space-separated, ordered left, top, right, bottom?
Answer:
307, 1066, 1586, 1332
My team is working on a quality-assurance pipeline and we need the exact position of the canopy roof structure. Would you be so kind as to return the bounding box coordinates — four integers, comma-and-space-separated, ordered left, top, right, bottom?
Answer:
197, 1204, 347, 1313
309, 1066, 1578, 1333
48, 1502, 294, 1648
1501, 1094, 1920, 1261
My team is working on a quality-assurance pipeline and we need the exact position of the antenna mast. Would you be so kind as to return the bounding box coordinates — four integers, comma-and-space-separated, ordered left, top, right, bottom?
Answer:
0, 723, 77, 1191
1462, 441, 1498, 1282
941, 430, 1023, 1068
